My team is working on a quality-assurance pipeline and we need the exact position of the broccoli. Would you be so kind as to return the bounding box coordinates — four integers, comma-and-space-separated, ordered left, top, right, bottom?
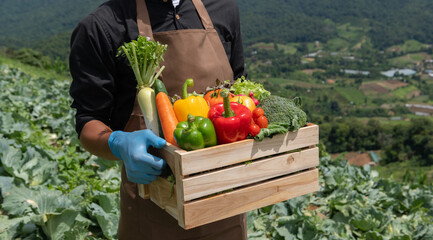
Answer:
256, 95, 307, 140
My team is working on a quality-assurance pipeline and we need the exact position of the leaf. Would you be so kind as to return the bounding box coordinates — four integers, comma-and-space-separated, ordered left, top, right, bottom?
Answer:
2, 186, 35, 216
253, 215, 269, 232
92, 191, 120, 214
40, 209, 79, 240
273, 202, 289, 216
0, 223, 18, 240
63, 220, 91, 240
0, 140, 26, 181
390, 235, 411, 240
2, 185, 79, 217
247, 231, 268, 240
365, 231, 385, 240
87, 203, 118, 240
0, 215, 31, 234
0, 139, 57, 185
1, 185, 81, 239
274, 225, 297, 240
0, 176, 13, 198
349, 208, 390, 232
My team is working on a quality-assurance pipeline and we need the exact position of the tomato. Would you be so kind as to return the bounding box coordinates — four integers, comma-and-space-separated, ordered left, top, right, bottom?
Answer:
204, 89, 232, 107
256, 115, 268, 128
249, 124, 261, 137
252, 107, 265, 119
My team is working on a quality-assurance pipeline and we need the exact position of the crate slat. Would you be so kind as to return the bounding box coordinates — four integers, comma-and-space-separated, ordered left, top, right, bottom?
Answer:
149, 177, 178, 220
182, 147, 319, 201
182, 168, 319, 229
177, 124, 319, 175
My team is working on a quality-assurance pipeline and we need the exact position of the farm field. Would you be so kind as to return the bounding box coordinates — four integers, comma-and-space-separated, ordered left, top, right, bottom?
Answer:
379, 80, 408, 90
334, 87, 365, 105
390, 53, 427, 67
393, 85, 420, 99
360, 82, 390, 95
1, 63, 432, 239
373, 161, 433, 184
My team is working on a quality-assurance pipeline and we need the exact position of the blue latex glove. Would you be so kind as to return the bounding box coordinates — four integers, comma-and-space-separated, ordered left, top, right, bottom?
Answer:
108, 129, 167, 184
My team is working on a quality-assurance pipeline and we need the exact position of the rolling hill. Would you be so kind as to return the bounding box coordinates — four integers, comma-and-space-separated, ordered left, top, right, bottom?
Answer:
1, 0, 433, 60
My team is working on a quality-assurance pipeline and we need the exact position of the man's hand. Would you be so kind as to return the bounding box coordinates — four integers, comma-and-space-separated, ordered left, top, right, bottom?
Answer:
108, 129, 167, 184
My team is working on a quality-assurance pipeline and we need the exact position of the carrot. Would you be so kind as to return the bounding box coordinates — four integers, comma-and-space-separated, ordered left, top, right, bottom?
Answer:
156, 92, 179, 146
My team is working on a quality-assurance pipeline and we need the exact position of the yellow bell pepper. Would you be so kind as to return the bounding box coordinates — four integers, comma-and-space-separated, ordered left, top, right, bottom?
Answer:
230, 95, 256, 113
173, 78, 210, 122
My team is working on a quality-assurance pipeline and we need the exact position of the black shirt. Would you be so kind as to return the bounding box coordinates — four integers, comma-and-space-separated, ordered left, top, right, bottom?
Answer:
69, 0, 246, 136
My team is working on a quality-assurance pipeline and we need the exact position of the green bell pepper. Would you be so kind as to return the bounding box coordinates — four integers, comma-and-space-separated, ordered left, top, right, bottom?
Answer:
174, 114, 217, 151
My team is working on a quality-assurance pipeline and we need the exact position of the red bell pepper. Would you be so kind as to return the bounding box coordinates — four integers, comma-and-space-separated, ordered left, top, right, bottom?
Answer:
208, 89, 252, 144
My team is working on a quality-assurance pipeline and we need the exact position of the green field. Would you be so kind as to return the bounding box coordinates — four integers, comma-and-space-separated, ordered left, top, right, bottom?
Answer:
335, 87, 366, 105
250, 42, 301, 55
338, 30, 365, 44
325, 38, 350, 51
276, 43, 298, 54
393, 85, 419, 99
373, 161, 433, 184
332, 23, 369, 50
388, 39, 427, 53
390, 53, 426, 67
0, 54, 70, 81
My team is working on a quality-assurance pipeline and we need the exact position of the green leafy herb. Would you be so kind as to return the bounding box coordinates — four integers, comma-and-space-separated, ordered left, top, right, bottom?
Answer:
116, 36, 167, 89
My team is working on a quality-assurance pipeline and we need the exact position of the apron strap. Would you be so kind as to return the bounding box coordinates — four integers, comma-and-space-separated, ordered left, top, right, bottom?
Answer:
136, 0, 215, 38
191, 0, 215, 30
136, 0, 154, 39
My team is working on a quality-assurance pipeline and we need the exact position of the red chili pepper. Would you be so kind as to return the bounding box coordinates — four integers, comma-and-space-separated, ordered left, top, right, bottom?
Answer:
208, 89, 252, 144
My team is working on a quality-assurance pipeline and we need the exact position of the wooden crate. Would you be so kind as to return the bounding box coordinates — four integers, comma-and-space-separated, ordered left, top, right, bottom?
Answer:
143, 124, 319, 230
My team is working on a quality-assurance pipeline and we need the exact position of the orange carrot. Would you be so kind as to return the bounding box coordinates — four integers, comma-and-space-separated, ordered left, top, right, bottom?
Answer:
156, 92, 178, 146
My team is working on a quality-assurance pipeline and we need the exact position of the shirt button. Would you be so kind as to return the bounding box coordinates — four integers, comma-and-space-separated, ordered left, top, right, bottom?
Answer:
176, 14, 180, 20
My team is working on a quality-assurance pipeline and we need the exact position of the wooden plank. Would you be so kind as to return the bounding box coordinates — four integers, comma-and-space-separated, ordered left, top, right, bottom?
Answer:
149, 177, 178, 220
178, 125, 319, 175
183, 168, 319, 229
137, 184, 150, 199
139, 144, 184, 199
150, 143, 185, 173
174, 154, 186, 228
182, 147, 319, 201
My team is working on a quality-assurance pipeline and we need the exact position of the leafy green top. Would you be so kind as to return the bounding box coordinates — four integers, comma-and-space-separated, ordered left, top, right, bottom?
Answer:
230, 76, 271, 101
116, 36, 167, 89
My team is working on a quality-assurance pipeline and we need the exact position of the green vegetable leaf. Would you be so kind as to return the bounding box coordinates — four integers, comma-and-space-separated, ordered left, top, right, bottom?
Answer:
39, 209, 79, 240
87, 203, 118, 240
117, 36, 167, 89
230, 76, 271, 101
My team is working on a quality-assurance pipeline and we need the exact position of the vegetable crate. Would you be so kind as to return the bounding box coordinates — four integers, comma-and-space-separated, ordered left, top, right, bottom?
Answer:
143, 124, 319, 230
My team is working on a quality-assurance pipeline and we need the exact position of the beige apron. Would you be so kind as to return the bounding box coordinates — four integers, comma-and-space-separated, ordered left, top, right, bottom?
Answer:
117, 0, 246, 239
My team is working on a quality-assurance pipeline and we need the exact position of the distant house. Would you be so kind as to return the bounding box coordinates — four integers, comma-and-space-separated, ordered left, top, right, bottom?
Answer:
341, 69, 370, 76
303, 50, 322, 58
429, 73, 433, 78
381, 69, 417, 78
326, 79, 335, 84
369, 151, 380, 164
343, 56, 356, 60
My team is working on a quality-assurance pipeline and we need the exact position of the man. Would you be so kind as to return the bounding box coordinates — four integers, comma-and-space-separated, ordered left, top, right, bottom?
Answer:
69, 0, 247, 239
